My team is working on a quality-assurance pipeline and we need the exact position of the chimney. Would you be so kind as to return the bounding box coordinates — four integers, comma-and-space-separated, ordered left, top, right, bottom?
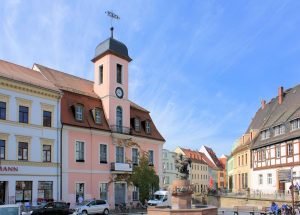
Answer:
261, 100, 266, 109
278, 86, 284, 104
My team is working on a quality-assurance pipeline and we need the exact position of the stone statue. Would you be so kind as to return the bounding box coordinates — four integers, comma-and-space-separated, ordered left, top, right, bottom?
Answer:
175, 154, 192, 180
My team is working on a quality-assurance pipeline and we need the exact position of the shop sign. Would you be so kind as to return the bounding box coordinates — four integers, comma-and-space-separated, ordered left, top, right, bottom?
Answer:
278, 169, 292, 181
0, 166, 18, 172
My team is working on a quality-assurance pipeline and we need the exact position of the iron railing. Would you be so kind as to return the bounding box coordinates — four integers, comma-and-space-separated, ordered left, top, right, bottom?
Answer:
110, 125, 131, 135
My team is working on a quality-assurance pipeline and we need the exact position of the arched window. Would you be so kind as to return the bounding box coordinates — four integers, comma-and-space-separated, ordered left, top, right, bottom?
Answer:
116, 106, 123, 132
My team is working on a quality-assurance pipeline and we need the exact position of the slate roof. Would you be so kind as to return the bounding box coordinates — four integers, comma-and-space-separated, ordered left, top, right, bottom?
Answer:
92, 37, 132, 62
249, 84, 300, 149
34, 64, 164, 141
0, 59, 59, 93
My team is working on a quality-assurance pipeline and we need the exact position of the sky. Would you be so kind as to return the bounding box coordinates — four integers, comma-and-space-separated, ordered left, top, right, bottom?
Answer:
1, 0, 300, 156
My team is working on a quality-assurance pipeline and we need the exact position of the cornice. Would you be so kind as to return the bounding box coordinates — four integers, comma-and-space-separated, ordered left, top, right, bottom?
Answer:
0, 77, 61, 100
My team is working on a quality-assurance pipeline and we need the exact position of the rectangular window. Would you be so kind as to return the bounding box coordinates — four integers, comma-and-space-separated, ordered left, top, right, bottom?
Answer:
259, 174, 263, 185
267, 173, 272, 185
134, 118, 140, 132
43, 111, 52, 127
288, 143, 293, 156
276, 145, 281, 158
164, 176, 169, 184
258, 150, 262, 161
95, 109, 102, 124
291, 119, 300, 131
38, 181, 53, 199
100, 183, 108, 200
148, 150, 154, 165
100, 144, 107, 164
0, 140, 5, 160
245, 154, 247, 165
15, 181, 32, 203
170, 163, 173, 170
76, 141, 84, 162
76, 183, 84, 203
75, 105, 83, 121
116, 64, 122, 84
132, 186, 139, 201
245, 173, 248, 188
261, 129, 270, 140
116, 146, 124, 163
262, 148, 266, 160
145, 121, 151, 134
274, 124, 285, 136
238, 156, 240, 166
19, 106, 29, 123
43, 145, 51, 162
18, 142, 28, 160
99, 65, 103, 84
132, 148, 138, 165
0, 101, 6, 120
242, 155, 244, 166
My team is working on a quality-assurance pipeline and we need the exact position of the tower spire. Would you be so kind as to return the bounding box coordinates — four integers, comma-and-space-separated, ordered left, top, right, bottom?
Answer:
105, 10, 120, 38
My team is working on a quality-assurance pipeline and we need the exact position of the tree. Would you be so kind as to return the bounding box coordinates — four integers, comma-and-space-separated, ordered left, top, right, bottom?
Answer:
130, 152, 159, 203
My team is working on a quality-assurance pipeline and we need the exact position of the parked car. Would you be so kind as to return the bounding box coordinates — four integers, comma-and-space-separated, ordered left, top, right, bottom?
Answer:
148, 190, 171, 207
29, 201, 72, 215
0, 204, 28, 215
73, 199, 109, 215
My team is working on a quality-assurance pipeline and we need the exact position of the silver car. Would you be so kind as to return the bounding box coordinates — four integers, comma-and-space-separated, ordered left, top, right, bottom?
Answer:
73, 200, 109, 215
0, 204, 29, 215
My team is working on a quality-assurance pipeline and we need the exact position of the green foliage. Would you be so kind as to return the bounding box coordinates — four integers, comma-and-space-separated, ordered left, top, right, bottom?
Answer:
130, 153, 159, 203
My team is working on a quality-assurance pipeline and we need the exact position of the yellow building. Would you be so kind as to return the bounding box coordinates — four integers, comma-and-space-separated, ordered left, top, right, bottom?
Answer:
230, 130, 259, 192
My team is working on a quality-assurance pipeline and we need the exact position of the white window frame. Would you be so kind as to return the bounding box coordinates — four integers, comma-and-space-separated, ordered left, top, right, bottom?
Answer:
95, 108, 102, 124
134, 118, 140, 132
267, 173, 272, 185
116, 146, 125, 163
276, 145, 281, 158
99, 144, 108, 164
148, 150, 154, 165
75, 105, 83, 121
145, 121, 151, 134
132, 148, 139, 165
75, 140, 85, 162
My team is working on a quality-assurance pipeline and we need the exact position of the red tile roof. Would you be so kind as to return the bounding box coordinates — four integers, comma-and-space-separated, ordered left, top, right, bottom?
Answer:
203, 146, 224, 170
0, 59, 59, 92
179, 147, 216, 169
35, 64, 165, 141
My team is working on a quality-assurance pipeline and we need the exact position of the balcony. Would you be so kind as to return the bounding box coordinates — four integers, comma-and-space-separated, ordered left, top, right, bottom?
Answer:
111, 162, 132, 172
110, 125, 131, 135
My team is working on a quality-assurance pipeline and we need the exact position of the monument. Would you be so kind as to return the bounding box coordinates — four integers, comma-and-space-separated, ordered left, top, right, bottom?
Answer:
147, 154, 217, 215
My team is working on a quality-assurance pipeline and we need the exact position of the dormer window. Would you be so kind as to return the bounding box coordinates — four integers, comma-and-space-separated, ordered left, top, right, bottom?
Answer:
261, 129, 270, 140
75, 104, 83, 121
92, 108, 102, 124
291, 118, 300, 131
145, 121, 151, 134
274, 124, 285, 136
134, 118, 140, 132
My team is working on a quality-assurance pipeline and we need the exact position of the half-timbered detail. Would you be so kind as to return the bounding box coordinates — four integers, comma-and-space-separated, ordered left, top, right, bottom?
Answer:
250, 85, 300, 193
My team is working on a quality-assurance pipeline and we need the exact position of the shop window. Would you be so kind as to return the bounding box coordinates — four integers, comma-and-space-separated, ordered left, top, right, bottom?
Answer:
15, 181, 32, 203
38, 181, 53, 199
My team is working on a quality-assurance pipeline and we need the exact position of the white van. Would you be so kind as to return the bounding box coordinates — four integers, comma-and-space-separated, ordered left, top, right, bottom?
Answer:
148, 190, 171, 207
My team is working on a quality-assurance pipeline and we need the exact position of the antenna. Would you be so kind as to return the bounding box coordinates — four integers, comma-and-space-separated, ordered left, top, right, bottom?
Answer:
105, 10, 120, 38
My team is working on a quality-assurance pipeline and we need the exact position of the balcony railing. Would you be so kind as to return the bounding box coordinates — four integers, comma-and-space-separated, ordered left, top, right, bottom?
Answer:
110, 125, 131, 135
111, 162, 132, 172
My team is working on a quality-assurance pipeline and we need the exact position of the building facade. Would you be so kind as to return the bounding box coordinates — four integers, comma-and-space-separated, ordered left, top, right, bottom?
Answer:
199, 146, 225, 189
250, 86, 300, 193
0, 60, 61, 204
34, 32, 165, 206
174, 147, 210, 193
162, 149, 177, 189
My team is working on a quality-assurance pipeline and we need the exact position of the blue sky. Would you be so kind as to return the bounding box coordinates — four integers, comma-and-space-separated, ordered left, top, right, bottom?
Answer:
1, 0, 300, 156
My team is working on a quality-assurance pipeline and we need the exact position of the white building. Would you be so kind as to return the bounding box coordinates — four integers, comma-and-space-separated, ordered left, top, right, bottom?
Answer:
249, 86, 300, 194
0, 60, 61, 204
162, 149, 178, 189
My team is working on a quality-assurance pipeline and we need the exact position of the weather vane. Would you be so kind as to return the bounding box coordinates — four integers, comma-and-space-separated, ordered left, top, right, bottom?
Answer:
105, 10, 120, 38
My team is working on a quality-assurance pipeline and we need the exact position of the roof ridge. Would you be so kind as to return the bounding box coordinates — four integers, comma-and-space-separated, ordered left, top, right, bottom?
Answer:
35, 63, 93, 83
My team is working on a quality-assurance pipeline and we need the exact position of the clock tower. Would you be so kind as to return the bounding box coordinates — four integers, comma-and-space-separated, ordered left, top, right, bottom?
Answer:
92, 29, 132, 130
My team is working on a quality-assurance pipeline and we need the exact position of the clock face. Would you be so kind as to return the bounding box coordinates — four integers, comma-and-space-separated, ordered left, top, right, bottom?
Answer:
115, 87, 124, 98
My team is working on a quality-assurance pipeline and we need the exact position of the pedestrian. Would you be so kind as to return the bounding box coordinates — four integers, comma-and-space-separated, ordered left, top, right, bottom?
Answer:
78, 195, 83, 204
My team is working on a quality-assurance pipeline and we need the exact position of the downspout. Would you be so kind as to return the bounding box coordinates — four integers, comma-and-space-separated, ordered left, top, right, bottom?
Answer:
60, 124, 63, 200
